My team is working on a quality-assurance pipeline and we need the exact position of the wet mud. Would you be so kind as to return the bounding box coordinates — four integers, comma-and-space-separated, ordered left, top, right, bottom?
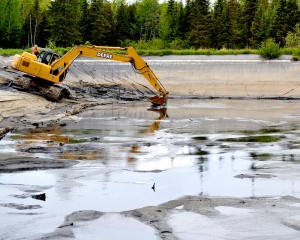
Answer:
1, 56, 300, 239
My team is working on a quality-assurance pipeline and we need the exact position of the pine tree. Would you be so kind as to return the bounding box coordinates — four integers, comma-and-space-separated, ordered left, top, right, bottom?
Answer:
227, 0, 240, 48
177, 1, 186, 40
266, 0, 279, 39
286, 0, 300, 33
189, 0, 212, 48
251, 0, 268, 48
273, 0, 300, 46
87, 0, 114, 45
182, 0, 192, 35
167, 0, 178, 40
80, 0, 89, 44
212, 0, 228, 49
127, 3, 139, 41
241, 0, 258, 47
159, 0, 180, 42
115, 1, 130, 45
48, 0, 82, 47
36, 10, 50, 47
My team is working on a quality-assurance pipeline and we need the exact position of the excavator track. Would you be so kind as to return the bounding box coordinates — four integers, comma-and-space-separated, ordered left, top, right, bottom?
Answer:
0, 66, 70, 102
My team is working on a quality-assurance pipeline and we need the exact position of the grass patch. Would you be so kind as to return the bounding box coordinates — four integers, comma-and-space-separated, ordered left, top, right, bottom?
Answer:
0, 48, 31, 56
218, 135, 284, 143
137, 48, 258, 56
241, 128, 282, 135
0, 47, 259, 57
68, 138, 88, 144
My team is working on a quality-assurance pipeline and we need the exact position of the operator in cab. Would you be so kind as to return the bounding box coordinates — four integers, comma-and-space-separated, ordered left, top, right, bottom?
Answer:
32, 45, 40, 56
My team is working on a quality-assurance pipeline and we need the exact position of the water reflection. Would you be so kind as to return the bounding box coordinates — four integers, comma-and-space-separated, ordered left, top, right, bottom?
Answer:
9, 107, 169, 162
14, 124, 70, 147
2, 99, 300, 200
1, 99, 300, 240
145, 107, 168, 134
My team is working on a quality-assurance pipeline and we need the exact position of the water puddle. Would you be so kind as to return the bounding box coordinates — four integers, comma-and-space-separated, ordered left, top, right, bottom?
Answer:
1, 99, 300, 238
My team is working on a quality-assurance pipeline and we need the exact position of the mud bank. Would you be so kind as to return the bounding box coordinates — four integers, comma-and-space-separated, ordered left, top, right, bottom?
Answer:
0, 154, 77, 173
42, 195, 300, 240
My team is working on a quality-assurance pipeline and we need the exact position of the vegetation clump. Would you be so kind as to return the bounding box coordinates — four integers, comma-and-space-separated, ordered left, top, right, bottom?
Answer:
259, 39, 281, 59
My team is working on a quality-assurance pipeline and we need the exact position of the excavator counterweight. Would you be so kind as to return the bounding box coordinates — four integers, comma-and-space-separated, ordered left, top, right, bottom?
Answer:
10, 45, 169, 105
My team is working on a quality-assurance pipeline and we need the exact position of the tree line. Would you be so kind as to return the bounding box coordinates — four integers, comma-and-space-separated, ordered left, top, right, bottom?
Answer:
1, 0, 300, 50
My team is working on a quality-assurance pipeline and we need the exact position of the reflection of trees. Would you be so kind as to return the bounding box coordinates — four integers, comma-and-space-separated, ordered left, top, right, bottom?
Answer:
197, 156, 208, 173
15, 124, 70, 148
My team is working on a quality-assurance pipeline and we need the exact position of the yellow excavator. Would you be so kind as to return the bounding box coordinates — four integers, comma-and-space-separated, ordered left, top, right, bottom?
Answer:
10, 45, 169, 105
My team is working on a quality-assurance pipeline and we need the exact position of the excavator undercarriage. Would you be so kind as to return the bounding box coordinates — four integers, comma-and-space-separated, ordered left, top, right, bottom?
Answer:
0, 66, 70, 101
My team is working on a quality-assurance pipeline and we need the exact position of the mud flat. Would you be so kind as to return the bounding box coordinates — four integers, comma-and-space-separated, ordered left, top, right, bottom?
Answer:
1, 55, 300, 239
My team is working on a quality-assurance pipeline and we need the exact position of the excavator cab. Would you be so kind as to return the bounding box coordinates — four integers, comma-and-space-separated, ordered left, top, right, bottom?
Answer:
37, 50, 60, 65
37, 50, 66, 80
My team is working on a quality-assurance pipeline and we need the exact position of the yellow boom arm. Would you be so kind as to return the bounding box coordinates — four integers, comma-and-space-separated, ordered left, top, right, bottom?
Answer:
12, 45, 168, 105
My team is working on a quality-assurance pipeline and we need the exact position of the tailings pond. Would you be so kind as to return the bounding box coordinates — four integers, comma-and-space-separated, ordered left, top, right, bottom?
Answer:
1, 99, 300, 239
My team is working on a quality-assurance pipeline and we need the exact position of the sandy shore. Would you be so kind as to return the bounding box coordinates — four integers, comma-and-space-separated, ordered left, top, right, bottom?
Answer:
1, 55, 300, 239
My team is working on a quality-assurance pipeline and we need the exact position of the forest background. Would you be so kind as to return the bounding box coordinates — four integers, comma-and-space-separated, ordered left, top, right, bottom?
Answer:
1, 0, 300, 54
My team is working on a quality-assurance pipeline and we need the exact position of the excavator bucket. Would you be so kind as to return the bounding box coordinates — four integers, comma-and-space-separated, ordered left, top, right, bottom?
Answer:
148, 95, 167, 106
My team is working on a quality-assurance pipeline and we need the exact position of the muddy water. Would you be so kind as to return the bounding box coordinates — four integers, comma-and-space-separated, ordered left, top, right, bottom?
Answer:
1, 99, 300, 239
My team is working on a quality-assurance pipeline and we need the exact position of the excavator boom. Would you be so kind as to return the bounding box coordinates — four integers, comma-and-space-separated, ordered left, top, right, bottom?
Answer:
11, 45, 168, 105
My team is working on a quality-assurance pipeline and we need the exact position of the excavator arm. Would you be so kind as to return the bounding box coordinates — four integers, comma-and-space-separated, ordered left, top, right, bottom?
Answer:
53, 46, 168, 105
11, 45, 168, 105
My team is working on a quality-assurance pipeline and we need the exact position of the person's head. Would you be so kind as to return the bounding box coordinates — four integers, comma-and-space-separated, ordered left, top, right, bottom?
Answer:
34, 45, 38, 49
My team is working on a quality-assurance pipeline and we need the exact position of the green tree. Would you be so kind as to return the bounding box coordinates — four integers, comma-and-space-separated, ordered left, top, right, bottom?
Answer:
189, 0, 212, 48
167, 0, 179, 40
126, 3, 139, 41
80, 0, 89, 43
286, 0, 300, 33
158, 2, 169, 41
266, 0, 279, 39
136, 0, 160, 40
0, 0, 23, 48
36, 10, 50, 47
158, 0, 181, 42
114, 0, 130, 45
241, 0, 258, 47
273, 0, 300, 46
227, 0, 241, 48
87, 0, 114, 45
22, 0, 42, 47
212, 0, 229, 49
285, 23, 300, 47
251, 0, 268, 48
177, 1, 186, 40
48, 0, 82, 47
